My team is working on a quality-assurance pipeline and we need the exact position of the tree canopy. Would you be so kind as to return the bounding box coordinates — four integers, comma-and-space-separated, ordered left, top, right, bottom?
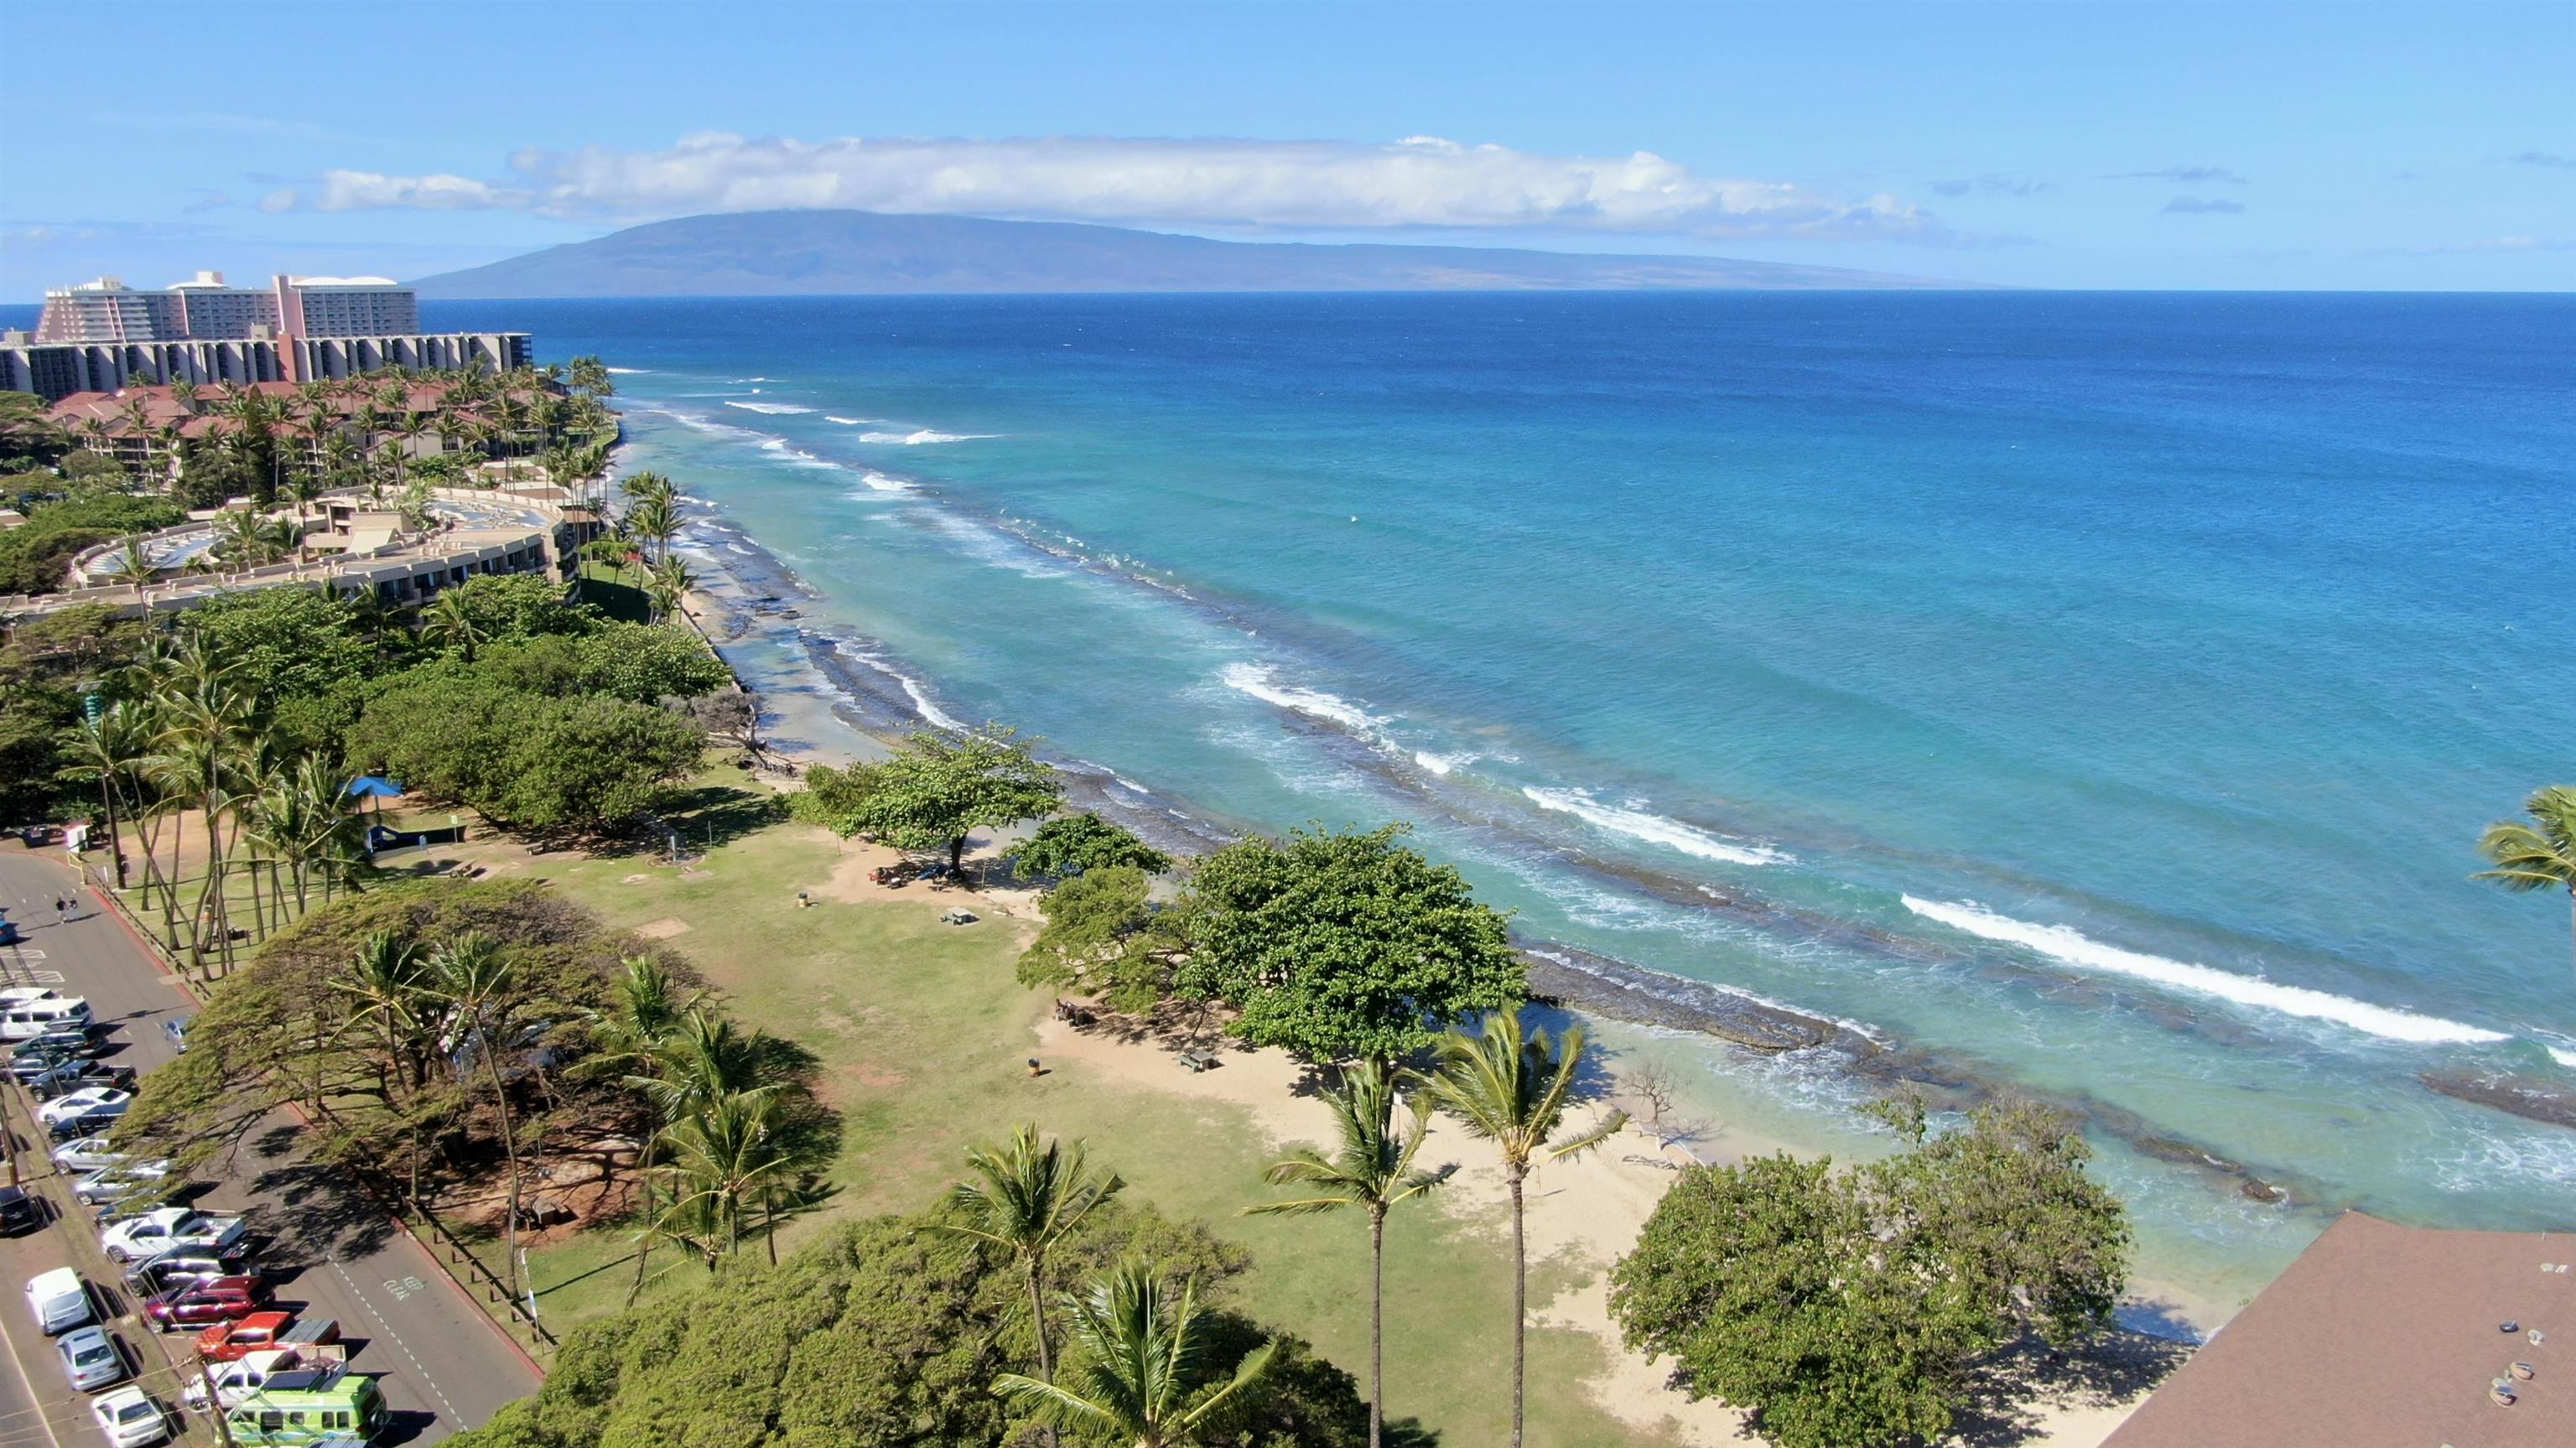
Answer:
351, 669, 706, 834
793, 726, 1064, 872
1017, 865, 1185, 1014
1012, 812, 1174, 881
445, 1201, 1364, 1448
1173, 824, 1525, 1063
1607, 1102, 2131, 1448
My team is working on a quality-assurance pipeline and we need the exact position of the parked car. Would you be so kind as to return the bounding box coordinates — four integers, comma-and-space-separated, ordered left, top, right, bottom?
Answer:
0, 991, 93, 1041
124, 1249, 231, 1298
88, 1385, 169, 1448
51, 1134, 126, 1173
8, 1044, 86, 1085
163, 1016, 190, 1053
0, 1185, 43, 1237
74, 1162, 173, 1208
56, 1324, 127, 1392
20, 1026, 101, 1058
24, 1267, 95, 1335
143, 1274, 262, 1331
101, 1208, 249, 1264
29, 1060, 138, 1101
0, 915, 16, 947
39, 1087, 132, 1137
195, 1310, 295, 1363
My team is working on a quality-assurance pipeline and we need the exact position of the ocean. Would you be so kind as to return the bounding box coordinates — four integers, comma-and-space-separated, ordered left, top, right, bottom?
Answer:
78, 290, 2576, 1310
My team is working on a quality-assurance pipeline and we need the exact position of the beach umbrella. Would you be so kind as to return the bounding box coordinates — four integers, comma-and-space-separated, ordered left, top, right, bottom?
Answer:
345, 775, 404, 818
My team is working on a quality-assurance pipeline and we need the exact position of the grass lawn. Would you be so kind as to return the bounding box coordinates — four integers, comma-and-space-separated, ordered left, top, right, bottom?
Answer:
487, 766, 1672, 1447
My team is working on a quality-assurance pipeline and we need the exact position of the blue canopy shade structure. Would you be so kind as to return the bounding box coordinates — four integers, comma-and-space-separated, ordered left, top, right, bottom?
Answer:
345, 776, 405, 799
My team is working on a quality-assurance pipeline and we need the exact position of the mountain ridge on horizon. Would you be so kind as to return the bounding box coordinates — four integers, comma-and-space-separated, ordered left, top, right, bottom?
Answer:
408, 210, 1976, 298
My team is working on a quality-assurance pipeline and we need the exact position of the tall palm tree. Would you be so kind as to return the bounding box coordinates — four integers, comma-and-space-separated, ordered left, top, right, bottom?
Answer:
2477, 784, 2576, 986
584, 961, 699, 1302
646, 556, 696, 625
428, 932, 532, 1296
629, 494, 680, 568
1243, 1061, 1440, 1448
938, 1125, 1125, 1395
145, 669, 252, 976
992, 1259, 1276, 1448
110, 536, 157, 598
1418, 1009, 1627, 1448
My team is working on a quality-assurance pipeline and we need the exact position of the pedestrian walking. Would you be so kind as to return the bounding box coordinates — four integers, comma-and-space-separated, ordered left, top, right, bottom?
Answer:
55, 895, 74, 926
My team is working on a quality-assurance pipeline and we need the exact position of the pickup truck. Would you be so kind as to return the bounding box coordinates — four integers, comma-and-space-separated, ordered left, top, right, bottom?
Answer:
181, 1345, 349, 1409
100, 1208, 250, 1265
195, 1313, 340, 1363
29, 1060, 138, 1101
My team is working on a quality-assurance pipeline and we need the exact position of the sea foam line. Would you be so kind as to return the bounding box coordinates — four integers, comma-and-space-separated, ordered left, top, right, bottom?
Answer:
858, 428, 991, 445
1522, 786, 1789, 867
1219, 662, 1382, 734
1900, 896, 2510, 1046
726, 400, 814, 415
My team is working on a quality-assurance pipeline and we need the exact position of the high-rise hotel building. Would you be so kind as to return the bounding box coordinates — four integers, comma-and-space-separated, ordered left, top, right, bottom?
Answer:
3, 270, 528, 400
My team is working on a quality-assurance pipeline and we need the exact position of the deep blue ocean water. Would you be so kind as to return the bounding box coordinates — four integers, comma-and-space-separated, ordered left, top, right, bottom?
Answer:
46, 290, 2576, 1304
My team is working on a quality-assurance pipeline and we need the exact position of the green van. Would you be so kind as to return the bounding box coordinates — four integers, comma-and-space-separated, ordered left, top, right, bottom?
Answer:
219, 1373, 387, 1445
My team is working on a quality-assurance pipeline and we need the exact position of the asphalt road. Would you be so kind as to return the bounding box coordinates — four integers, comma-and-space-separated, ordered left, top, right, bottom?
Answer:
0, 846, 542, 1444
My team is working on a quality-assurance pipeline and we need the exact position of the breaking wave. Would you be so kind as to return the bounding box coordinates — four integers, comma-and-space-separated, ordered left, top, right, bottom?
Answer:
1900, 897, 2511, 1046
1522, 787, 1789, 867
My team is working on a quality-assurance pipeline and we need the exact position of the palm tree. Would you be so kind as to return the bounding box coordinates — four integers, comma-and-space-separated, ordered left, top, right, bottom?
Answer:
1418, 1009, 1627, 1448
2477, 785, 2576, 986
938, 1125, 1125, 1396
420, 587, 483, 662
329, 932, 432, 1101
145, 669, 252, 976
629, 494, 680, 568
427, 932, 533, 1298
652, 1087, 818, 1267
583, 960, 699, 1301
646, 556, 696, 625
992, 1259, 1276, 1448
1243, 1061, 1440, 1448
109, 536, 157, 598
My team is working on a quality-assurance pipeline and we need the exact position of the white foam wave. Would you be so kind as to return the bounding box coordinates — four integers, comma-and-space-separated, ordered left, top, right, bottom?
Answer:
825, 416, 866, 425
726, 542, 757, 556
1901, 897, 2511, 1046
2545, 1042, 2576, 1070
835, 643, 966, 732
729, 376, 772, 383
858, 428, 989, 445
1220, 662, 1382, 734
1112, 775, 1152, 796
858, 471, 911, 493
726, 400, 813, 415
603, 366, 647, 374
1522, 786, 1788, 867
1414, 750, 1478, 776
755, 439, 843, 473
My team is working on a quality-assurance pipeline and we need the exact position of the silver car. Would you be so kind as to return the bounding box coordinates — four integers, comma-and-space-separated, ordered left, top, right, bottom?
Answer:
51, 1135, 124, 1173
73, 1163, 172, 1207
55, 1326, 125, 1391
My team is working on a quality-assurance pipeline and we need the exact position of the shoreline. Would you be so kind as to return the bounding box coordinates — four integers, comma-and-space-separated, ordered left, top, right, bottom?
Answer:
653, 482, 2238, 1344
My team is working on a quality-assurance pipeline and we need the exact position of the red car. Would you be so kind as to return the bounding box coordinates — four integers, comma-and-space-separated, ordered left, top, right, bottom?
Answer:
143, 1274, 262, 1331
195, 1310, 293, 1362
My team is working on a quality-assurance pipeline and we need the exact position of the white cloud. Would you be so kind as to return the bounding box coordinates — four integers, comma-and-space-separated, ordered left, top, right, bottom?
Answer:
257, 132, 1951, 242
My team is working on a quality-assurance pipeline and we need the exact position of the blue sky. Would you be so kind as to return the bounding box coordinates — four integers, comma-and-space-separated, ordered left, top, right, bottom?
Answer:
1, 0, 2568, 297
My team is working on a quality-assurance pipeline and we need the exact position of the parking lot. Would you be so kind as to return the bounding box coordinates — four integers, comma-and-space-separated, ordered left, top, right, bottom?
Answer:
0, 849, 541, 1445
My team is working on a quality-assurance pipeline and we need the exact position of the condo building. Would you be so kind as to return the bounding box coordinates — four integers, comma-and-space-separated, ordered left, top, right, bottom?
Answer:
3, 269, 526, 400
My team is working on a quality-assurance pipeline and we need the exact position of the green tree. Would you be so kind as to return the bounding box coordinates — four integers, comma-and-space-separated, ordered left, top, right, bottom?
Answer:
1243, 1060, 1440, 1448
2475, 784, 2576, 985
1607, 1103, 2131, 1448
184, 587, 375, 708
1015, 864, 1185, 1014
937, 1124, 1125, 1394
1418, 1009, 1625, 1448
1014, 812, 1175, 881
1175, 823, 1524, 1065
652, 1086, 822, 1268
795, 725, 1064, 875
995, 1259, 1278, 1448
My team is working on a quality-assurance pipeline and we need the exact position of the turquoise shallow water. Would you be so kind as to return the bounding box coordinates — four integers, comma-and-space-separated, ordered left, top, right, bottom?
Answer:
421, 291, 2573, 1309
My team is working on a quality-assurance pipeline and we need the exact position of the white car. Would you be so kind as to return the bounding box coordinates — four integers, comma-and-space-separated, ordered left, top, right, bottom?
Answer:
99, 1208, 247, 1265
25, 1267, 94, 1336
37, 1087, 131, 1133
51, 1135, 127, 1173
88, 1386, 169, 1447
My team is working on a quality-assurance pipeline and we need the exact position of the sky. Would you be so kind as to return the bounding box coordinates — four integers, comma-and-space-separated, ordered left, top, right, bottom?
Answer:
1, 0, 2568, 298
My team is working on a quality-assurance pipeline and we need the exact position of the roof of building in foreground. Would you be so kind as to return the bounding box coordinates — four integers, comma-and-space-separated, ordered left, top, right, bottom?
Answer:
2106, 1210, 2570, 1447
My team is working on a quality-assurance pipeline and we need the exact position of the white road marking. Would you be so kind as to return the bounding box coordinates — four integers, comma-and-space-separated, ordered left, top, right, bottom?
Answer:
327, 1254, 459, 1425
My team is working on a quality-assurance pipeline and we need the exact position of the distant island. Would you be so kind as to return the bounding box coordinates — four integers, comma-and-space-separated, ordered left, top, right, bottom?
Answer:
408, 210, 1971, 298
